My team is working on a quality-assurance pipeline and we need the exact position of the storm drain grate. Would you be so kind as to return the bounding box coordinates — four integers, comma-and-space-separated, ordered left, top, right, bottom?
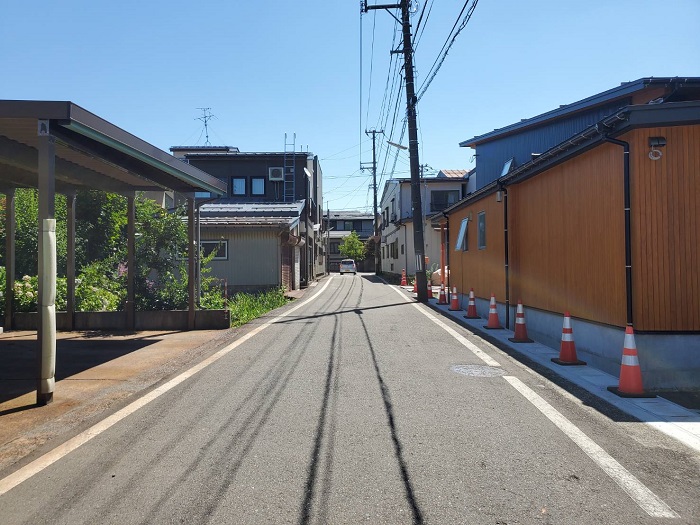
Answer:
451, 364, 505, 378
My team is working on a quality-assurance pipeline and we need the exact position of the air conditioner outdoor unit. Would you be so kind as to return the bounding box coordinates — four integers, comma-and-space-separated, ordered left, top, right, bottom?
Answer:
268, 167, 284, 181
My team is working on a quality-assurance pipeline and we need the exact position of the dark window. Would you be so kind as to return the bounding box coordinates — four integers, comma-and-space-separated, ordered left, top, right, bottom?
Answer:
431, 190, 460, 212
455, 217, 469, 251
477, 212, 486, 249
251, 177, 265, 196
200, 240, 227, 260
232, 177, 246, 196
330, 242, 340, 254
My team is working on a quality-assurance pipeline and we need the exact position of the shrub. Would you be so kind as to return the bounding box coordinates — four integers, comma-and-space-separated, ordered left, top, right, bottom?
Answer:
75, 261, 126, 312
228, 288, 288, 328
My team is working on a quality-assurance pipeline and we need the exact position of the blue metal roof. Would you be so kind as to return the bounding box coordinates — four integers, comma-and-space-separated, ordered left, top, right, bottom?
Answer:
459, 77, 700, 147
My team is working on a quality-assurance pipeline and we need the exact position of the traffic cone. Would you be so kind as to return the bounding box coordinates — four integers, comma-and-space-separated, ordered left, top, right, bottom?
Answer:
508, 300, 533, 343
448, 287, 461, 311
437, 284, 447, 305
412, 278, 417, 293
607, 327, 655, 398
426, 280, 433, 299
483, 294, 502, 329
464, 288, 479, 319
400, 269, 407, 286
551, 312, 586, 365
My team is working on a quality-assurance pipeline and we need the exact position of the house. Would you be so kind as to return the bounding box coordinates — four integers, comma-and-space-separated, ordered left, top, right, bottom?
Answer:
443, 76, 700, 390
323, 210, 374, 272
170, 145, 324, 291
379, 169, 474, 278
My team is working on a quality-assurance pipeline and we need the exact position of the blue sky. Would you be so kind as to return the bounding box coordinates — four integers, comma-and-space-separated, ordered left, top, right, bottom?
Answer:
2, 1, 699, 211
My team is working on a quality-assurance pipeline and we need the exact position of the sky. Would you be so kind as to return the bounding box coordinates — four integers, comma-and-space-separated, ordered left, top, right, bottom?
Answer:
2, 1, 699, 212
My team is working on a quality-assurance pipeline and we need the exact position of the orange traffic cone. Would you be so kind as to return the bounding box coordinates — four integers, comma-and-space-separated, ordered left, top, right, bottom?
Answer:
484, 293, 502, 329
437, 284, 447, 305
412, 278, 418, 293
607, 327, 655, 398
551, 312, 586, 365
448, 287, 461, 311
426, 280, 433, 299
464, 288, 479, 319
508, 300, 533, 343
400, 269, 407, 286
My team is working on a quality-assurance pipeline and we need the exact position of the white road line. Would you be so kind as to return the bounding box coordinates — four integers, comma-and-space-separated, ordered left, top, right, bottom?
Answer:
390, 285, 501, 367
0, 277, 335, 497
504, 375, 679, 519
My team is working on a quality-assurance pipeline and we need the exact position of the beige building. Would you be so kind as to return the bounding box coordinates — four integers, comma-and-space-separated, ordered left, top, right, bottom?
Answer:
379, 170, 474, 277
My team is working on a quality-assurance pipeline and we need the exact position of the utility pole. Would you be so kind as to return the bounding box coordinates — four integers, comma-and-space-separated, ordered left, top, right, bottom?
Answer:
362, 0, 427, 300
365, 128, 383, 275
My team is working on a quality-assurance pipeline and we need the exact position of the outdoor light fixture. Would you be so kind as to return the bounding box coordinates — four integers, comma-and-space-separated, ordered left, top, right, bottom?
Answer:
648, 136, 666, 161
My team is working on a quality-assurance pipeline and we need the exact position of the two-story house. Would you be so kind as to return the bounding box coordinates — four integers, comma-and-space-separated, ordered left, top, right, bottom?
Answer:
323, 211, 374, 273
170, 146, 324, 292
443, 76, 700, 390
379, 169, 474, 278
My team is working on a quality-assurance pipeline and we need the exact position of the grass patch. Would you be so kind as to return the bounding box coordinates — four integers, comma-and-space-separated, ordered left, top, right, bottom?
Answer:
228, 287, 289, 328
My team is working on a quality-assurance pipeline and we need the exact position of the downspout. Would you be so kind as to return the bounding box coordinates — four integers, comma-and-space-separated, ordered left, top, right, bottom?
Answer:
502, 186, 510, 330
442, 211, 450, 291
603, 136, 633, 326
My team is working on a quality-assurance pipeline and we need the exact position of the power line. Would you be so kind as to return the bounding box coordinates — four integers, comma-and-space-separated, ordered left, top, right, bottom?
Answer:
416, 0, 480, 102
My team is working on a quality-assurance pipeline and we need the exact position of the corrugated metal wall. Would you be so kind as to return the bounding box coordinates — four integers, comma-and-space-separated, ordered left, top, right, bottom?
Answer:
629, 125, 700, 331
474, 101, 629, 189
203, 229, 281, 287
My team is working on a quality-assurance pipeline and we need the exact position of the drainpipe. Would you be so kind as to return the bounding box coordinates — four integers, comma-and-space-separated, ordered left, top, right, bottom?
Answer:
603, 136, 633, 326
501, 186, 510, 330
442, 211, 450, 291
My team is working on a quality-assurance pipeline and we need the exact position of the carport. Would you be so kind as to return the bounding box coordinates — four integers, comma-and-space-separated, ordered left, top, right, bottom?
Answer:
0, 100, 227, 405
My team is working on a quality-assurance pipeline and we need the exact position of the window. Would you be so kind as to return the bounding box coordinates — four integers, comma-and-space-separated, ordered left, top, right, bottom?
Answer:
195, 191, 211, 199
455, 217, 469, 251
251, 177, 265, 196
232, 177, 246, 196
330, 242, 340, 254
200, 240, 228, 260
431, 190, 460, 212
400, 244, 404, 255
477, 212, 486, 249
343, 221, 354, 231
501, 157, 516, 177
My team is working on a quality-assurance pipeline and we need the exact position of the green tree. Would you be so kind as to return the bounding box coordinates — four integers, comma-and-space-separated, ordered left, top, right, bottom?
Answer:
5, 189, 67, 278
75, 190, 128, 269
339, 231, 366, 261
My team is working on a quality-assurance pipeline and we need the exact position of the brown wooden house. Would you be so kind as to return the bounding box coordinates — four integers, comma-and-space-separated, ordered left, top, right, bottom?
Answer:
442, 78, 700, 390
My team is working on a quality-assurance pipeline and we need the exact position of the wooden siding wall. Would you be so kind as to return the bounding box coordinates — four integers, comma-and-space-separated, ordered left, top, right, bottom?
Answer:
448, 124, 700, 331
203, 229, 281, 287
449, 196, 505, 301
509, 144, 627, 325
629, 125, 700, 331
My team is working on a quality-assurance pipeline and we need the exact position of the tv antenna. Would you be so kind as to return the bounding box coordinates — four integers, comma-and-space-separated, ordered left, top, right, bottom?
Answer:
196, 108, 216, 146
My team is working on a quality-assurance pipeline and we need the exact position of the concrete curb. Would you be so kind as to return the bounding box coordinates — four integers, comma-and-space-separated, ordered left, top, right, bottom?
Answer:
394, 284, 700, 454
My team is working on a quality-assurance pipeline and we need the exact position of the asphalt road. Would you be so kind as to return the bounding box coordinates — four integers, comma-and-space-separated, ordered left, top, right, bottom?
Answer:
1, 274, 699, 524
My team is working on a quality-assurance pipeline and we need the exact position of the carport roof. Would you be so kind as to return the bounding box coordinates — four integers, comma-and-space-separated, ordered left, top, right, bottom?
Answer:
0, 100, 227, 195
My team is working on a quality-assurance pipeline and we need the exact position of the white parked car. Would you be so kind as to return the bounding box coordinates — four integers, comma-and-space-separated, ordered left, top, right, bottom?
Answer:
339, 259, 357, 275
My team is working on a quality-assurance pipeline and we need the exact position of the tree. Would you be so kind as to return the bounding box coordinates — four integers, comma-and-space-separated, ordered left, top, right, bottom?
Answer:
338, 231, 366, 261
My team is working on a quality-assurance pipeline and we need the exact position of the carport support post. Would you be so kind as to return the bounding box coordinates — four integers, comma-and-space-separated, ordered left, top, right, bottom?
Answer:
66, 193, 76, 330
37, 129, 56, 406
4, 188, 15, 330
187, 198, 196, 330
126, 194, 136, 330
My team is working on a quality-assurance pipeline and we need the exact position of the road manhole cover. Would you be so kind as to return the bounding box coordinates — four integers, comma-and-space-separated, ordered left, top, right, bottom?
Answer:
451, 364, 505, 377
